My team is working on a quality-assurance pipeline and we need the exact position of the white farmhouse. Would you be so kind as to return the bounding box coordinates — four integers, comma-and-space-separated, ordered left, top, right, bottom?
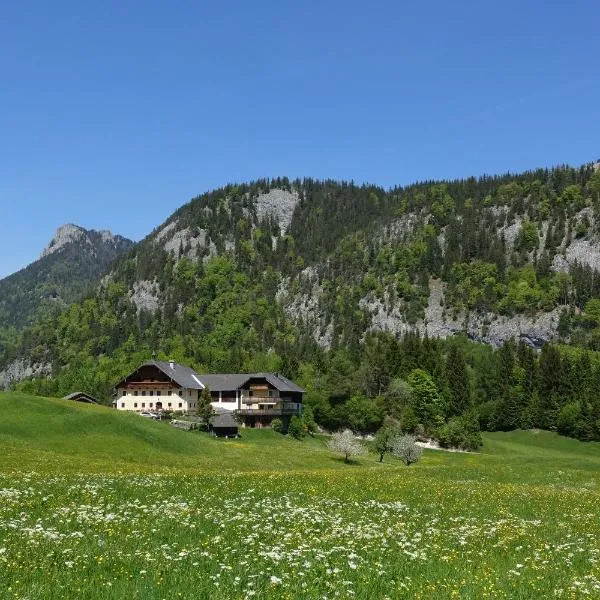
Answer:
115, 360, 305, 428
115, 360, 205, 413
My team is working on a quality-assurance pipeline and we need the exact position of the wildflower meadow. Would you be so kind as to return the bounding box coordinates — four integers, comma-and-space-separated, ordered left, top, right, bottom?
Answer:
1, 395, 600, 598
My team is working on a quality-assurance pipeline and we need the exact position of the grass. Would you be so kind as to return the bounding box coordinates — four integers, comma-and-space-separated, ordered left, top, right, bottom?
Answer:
0, 392, 356, 473
0, 392, 599, 598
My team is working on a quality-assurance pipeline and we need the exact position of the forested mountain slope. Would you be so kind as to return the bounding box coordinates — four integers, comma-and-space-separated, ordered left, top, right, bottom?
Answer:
3, 164, 600, 443
0, 224, 133, 363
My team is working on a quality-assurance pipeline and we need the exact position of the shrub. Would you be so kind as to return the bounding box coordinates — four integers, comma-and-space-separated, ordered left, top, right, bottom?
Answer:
328, 429, 368, 463
271, 418, 284, 434
557, 402, 582, 438
287, 415, 306, 439
301, 405, 318, 435
437, 413, 483, 451
391, 434, 423, 466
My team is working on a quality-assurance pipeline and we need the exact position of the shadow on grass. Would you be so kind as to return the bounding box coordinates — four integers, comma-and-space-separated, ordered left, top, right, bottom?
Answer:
329, 456, 364, 466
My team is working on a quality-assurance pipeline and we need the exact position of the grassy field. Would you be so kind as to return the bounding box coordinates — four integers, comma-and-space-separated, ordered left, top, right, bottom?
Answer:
0, 392, 599, 598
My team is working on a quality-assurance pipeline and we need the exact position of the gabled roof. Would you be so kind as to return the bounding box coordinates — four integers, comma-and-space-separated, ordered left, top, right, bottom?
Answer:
117, 361, 303, 393
199, 374, 252, 391
199, 372, 304, 393
64, 391, 99, 404
261, 373, 305, 393
209, 413, 239, 429
138, 360, 205, 390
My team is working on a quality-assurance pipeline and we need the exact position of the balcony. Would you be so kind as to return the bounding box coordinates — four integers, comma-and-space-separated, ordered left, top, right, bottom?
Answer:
236, 402, 300, 417
241, 394, 296, 405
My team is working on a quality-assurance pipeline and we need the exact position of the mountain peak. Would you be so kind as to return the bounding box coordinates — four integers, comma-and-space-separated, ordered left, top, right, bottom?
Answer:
40, 224, 87, 258
40, 224, 128, 259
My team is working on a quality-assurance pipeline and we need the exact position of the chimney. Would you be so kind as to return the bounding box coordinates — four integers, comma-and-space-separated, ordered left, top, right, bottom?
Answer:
169, 359, 175, 370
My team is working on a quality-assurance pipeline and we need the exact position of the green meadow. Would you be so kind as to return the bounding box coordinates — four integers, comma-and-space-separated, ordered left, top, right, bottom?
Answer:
0, 392, 599, 599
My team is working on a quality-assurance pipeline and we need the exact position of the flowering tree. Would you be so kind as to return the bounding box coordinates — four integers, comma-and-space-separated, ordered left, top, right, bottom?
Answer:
392, 434, 423, 466
328, 429, 368, 463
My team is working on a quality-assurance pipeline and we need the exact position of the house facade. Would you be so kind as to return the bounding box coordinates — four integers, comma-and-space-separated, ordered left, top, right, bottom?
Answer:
115, 360, 204, 413
201, 373, 304, 428
115, 360, 304, 428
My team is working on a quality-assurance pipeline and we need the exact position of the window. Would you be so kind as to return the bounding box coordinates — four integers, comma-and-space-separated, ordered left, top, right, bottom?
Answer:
121, 402, 125, 408
189, 390, 192, 397
141, 391, 146, 397
168, 402, 172, 408
168, 390, 172, 396
150, 390, 154, 397
157, 390, 161, 397
178, 402, 182, 408
141, 403, 145, 408
149, 402, 153, 408
178, 390, 182, 397
134, 390, 138, 396
134, 403, 138, 408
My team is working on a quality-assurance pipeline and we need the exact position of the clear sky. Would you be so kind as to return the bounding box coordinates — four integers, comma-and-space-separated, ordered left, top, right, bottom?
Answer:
1, 0, 599, 278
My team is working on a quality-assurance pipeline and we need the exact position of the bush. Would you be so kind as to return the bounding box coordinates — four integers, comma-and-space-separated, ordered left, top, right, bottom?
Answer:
557, 402, 582, 438
271, 418, 284, 434
287, 415, 306, 439
437, 413, 482, 451
391, 434, 423, 466
301, 405, 318, 435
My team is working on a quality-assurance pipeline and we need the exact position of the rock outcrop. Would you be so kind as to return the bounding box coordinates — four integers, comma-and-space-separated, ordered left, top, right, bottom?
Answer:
40, 224, 129, 259
255, 189, 299, 235
0, 359, 51, 390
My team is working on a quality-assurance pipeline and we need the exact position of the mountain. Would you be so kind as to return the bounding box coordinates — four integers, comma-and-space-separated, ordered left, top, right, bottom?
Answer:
0, 224, 133, 355
3, 165, 600, 443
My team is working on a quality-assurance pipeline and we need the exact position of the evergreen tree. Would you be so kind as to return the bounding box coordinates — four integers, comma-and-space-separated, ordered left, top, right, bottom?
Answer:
445, 344, 472, 416
196, 386, 214, 423
537, 344, 563, 430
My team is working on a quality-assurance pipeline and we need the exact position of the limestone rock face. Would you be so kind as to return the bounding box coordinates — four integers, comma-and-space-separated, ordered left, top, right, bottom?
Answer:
130, 280, 161, 315
40, 224, 130, 259
0, 359, 51, 390
255, 189, 299, 235
40, 224, 87, 258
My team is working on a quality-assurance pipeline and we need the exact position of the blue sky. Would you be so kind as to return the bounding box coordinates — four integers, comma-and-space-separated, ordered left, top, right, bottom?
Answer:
1, 0, 599, 278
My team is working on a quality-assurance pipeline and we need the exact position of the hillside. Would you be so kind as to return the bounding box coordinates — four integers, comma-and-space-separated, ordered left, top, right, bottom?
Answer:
0, 224, 133, 381
2, 391, 599, 478
3, 165, 600, 443
0, 224, 132, 344
0, 392, 352, 473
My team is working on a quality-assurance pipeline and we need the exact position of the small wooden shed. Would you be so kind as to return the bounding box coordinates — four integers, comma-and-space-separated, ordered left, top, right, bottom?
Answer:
64, 392, 99, 405
209, 413, 239, 438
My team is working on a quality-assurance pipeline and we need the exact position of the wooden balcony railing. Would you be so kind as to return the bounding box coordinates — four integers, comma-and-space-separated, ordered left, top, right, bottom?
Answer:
236, 403, 300, 416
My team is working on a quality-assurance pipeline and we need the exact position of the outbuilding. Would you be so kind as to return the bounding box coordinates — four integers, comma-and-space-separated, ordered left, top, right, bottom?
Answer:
209, 413, 239, 438
64, 392, 99, 405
